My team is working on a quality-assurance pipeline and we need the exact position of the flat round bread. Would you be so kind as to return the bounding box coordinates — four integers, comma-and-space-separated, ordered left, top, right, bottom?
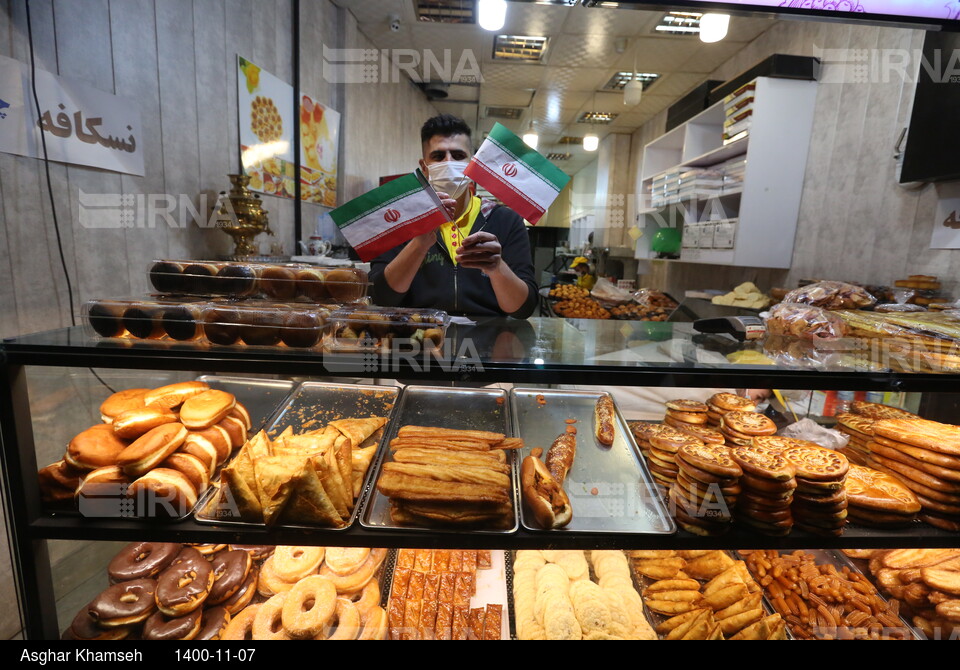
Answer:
673, 423, 726, 445
708, 393, 757, 413
731, 444, 796, 481
651, 433, 703, 455
873, 419, 960, 457
723, 411, 777, 437
781, 443, 849, 482
843, 464, 921, 514
850, 401, 918, 421
869, 442, 960, 483
676, 443, 742, 479
871, 434, 960, 470
665, 399, 709, 413
836, 412, 877, 437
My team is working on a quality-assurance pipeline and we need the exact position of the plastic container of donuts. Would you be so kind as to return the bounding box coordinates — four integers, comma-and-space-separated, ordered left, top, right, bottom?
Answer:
194, 381, 400, 530
359, 385, 519, 535
147, 259, 369, 302
323, 306, 450, 353
82, 297, 332, 349
510, 388, 675, 535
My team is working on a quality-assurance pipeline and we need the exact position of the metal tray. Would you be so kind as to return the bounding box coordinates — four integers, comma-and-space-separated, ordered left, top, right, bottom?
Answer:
63, 375, 296, 523
195, 381, 399, 530
359, 385, 518, 535
737, 549, 921, 640
510, 388, 674, 534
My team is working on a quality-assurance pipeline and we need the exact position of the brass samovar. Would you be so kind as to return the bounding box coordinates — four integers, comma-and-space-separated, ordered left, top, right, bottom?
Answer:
215, 173, 273, 257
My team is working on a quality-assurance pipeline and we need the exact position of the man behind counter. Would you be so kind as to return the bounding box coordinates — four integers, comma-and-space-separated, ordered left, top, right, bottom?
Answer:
369, 114, 538, 319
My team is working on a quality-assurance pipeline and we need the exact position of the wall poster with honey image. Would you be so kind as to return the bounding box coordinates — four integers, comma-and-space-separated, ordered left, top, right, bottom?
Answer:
299, 93, 340, 207
237, 55, 295, 199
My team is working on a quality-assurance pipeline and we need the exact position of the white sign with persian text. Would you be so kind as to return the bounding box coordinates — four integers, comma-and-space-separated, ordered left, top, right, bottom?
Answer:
0, 54, 144, 176
931, 196, 960, 249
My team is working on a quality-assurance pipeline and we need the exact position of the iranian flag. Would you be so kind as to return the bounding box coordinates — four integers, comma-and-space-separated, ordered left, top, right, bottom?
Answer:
465, 122, 570, 225
330, 169, 450, 261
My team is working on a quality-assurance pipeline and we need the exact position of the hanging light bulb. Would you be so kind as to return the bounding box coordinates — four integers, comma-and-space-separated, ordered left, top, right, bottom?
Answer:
699, 14, 730, 43
623, 78, 643, 106
583, 134, 599, 152
478, 0, 507, 32
522, 129, 539, 150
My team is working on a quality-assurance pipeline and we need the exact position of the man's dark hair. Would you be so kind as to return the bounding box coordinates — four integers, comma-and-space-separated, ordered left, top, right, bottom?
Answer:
420, 114, 472, 145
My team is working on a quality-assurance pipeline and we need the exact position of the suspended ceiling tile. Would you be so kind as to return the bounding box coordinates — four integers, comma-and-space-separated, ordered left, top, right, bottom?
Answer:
479, 88, 536, 107
500, 1, 571, 35
546, 33, 621, 68
479, 63, 546, 89
560, 5, 662, 36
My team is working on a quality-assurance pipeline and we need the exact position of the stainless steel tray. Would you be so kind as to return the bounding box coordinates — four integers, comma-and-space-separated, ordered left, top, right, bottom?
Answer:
510, 388, 674, 534
196, 375, 296, 431
359, 385, 518, 535
195, 381, 399, 530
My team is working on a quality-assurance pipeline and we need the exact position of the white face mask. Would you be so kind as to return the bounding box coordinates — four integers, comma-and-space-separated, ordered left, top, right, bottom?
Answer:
426, 161, 471, 198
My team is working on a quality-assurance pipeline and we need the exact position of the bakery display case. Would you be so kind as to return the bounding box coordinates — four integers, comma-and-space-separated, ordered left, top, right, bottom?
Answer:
3, 317, 960, 639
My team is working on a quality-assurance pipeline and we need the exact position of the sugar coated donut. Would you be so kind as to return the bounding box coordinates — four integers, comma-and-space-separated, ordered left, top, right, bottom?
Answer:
272, 546, 325, 582
220, 604, 259, 641
252, 592, 292, 640
357, 605, 388, 641
281, 574, 337, 639
320, 597, 360, 640
324, 547, 370, 576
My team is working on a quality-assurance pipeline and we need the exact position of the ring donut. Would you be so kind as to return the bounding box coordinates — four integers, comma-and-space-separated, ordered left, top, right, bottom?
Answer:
108, 542, 180, 583
349, 579, 381, 618
141, 607, 203, 640
257, 556, 296, 597
252, 592, 292, 640
187, 543, 227, 556
272, 546, 325, 582
319, 597, 361, 640
194, 606, 232, 641
324, 547, 370, 576
229, 545, 275, 561
220, 604, 260, 641
87, 579, 157, 627
208, 549, 253, 605
221, 567, 259, 615
155, 547, 214, 616
318, 548, 387, 593
281, 574, 338, 639
70, 608, 131, 641
357, 605, 388, 641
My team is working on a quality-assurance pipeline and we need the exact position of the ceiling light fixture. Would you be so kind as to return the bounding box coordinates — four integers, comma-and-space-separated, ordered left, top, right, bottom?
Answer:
582, 134, 599, 152
623, 41, 643, 107
478, 0, 507, 31
699, 13, 730, 43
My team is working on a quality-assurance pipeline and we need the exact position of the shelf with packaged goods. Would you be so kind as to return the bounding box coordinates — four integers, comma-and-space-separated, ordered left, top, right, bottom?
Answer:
3, 319, 960, 639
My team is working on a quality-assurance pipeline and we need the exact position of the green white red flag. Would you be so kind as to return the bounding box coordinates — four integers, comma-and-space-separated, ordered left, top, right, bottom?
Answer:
330, 169, 450, 261
464, 122, 570, 225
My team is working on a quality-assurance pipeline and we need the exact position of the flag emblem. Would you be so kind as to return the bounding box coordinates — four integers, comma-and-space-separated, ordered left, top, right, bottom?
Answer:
465, 122, 570, 225
330, 170, 450, 262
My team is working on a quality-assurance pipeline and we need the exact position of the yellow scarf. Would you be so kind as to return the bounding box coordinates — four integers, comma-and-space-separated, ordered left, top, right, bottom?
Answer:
439, 196, 481, 265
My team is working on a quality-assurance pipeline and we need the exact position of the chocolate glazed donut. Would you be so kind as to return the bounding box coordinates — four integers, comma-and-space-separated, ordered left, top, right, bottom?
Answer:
88, 578, 158, 627
141, 607, 203, 641
194, 606, 232, 641
156, 547, 214, 616
207, 550, 253, 605
108, 542, 181, 583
